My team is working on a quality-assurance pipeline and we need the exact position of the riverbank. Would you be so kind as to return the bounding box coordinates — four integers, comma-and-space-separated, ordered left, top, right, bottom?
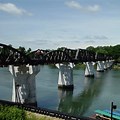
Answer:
27, 111, 63, 120
49, 63, 120, 70
113, 64, 120, 70
0, 105, 63, 120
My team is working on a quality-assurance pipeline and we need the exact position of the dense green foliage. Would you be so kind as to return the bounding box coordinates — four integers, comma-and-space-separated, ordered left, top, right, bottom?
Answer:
0, 105, 59, 120
18, 46, 32, 55
86, 45, 120, 60
0, 105, 26, 120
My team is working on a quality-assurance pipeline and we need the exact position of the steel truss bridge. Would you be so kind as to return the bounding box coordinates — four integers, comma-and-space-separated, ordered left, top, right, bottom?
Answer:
0, 43, 114, 66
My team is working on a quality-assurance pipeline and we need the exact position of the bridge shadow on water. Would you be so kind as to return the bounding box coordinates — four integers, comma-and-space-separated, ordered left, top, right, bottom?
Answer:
57, 74, 105, 117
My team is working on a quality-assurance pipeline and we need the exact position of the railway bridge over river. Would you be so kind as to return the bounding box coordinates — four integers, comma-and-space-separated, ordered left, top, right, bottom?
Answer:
0, 43, 114, 106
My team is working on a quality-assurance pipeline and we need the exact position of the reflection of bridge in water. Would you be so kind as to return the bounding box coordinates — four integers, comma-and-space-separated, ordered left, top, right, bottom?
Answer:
0, 43, 114, 106
58, 76, 104, 116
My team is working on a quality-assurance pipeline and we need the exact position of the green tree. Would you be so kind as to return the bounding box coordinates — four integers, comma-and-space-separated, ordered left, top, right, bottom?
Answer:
86, 46, 95, 52
18, 46, 26, 53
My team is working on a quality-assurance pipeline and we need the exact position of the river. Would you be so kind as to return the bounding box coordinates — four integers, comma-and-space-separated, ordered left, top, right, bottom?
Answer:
0, 65, 120, 117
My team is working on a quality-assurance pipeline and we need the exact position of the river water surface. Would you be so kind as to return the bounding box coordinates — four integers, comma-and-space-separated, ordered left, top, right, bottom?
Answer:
0, 65, 120, 117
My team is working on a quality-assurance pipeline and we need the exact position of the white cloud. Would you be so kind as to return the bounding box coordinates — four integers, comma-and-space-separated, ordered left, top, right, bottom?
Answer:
87, 5, 100, 12
65, 1, 100, 12
65, 1, 82, 9
0, 3, 32, 16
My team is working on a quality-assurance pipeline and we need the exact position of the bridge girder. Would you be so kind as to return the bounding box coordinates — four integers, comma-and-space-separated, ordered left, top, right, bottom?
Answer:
0, 43, 30, 66
0, 43, 115, 66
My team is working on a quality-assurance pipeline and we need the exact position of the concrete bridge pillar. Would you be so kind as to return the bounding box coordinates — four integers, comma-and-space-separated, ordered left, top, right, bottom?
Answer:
97, 61, 104, 72
109, 60, 114, 68
85, 62, 94, 77
108, 60, 114, 68
106, 60, 114, 68
103, 61, 108, 70
106, 60, 111, 68
9, 65, 40, 106
55, 63, 75, 89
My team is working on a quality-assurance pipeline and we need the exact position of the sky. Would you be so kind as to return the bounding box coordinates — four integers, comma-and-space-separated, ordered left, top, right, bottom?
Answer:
0, 0, 120, 50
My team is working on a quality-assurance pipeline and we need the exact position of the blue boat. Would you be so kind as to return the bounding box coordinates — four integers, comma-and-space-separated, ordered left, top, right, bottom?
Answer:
95, 109, 120, 120
104, 109, 120, 117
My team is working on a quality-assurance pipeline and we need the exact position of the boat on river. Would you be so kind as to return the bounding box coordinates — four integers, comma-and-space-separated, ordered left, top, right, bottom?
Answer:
93, 109, 120, 120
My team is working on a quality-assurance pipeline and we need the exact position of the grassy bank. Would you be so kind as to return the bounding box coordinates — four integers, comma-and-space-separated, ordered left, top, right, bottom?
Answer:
0, 105, 63, 120
113, 64, 120, 70
0, 105, 25, 120
27, 112, 63, 120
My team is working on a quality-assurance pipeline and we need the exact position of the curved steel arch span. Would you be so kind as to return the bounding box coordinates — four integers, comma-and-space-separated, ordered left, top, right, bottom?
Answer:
43, 49, 73, 64
0, 43, 30, 66
0, 43, 115, 66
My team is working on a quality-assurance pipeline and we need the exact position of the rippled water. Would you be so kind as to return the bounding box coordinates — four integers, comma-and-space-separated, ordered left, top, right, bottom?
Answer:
0, 65, 120, 117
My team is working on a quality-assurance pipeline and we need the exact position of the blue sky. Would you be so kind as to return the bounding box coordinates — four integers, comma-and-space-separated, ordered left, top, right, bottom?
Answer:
0, 0, 120, 50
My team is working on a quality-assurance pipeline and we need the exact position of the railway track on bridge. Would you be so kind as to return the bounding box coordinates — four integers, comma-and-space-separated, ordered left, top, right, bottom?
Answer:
0, 99, 94, 120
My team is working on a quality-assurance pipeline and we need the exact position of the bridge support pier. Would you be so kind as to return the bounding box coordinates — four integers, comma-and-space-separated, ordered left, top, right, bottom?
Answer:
107, 60, 114, 69
9, 65, 40, 106
85, 62, 94, 77
55, 63, 75, 89
108, 60, 114, 68
97, 61, 104, 72
110, 60, 114, 68
103, 61, 108, 70
106, 60, 111, 68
